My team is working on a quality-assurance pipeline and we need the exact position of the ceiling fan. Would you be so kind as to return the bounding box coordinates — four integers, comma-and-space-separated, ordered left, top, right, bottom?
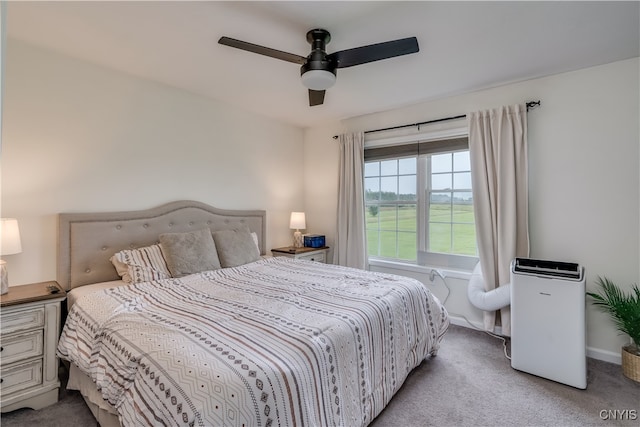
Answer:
218, 29, 419, 107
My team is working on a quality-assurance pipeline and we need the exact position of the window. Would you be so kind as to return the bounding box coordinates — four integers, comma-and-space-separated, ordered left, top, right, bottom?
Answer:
427, 151, 476, 256
365, 136, 477, 267
365, 158, 418, 261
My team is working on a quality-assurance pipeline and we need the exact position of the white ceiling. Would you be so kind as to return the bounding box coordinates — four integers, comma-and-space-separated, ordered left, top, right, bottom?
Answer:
6, 1, 639, 129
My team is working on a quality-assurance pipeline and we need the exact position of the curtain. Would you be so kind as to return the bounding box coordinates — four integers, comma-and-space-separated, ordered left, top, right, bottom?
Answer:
334, 132, 367, 269
469, 104, 530, 336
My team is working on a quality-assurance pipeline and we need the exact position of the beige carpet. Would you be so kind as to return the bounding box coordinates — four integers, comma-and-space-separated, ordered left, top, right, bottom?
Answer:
2, 325, 638, 426
372, 325, 640, 427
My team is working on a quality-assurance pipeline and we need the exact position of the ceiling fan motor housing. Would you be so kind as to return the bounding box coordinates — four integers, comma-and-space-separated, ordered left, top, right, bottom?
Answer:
300, 29, 337, 89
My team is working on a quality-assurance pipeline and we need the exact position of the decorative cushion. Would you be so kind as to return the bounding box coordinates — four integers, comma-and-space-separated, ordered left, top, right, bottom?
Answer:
159, 228, 221, 277
212, 228, 261, 268
110, 244, 171, 284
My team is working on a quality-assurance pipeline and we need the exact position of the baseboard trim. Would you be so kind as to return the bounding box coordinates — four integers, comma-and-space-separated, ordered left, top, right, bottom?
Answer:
587, 346, 621, 365
448, 315, 504, 336
450, 318, 622, 365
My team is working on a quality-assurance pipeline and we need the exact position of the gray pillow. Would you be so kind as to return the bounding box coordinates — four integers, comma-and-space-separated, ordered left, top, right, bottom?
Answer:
212, 228, 261, 268
159, 228, 221, 277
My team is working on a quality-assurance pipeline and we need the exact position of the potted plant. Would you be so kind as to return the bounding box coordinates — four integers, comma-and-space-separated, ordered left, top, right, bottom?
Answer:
587, 276, 640, 382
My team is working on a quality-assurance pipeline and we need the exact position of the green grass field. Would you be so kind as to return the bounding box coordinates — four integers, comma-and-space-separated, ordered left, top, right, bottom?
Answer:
366, 203, 477, 260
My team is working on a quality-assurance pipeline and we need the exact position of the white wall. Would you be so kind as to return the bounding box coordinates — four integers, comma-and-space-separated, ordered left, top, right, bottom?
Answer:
305, 58, 640, 363
302, 125, 342, 263
1, 40, 305, 286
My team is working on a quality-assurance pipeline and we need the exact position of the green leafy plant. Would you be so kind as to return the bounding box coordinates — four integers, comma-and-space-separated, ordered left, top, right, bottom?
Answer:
587, 276, 640, 356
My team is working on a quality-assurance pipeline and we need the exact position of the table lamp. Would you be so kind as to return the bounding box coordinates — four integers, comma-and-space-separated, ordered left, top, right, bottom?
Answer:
1, 218, 22, 295
289, 212, 306, 248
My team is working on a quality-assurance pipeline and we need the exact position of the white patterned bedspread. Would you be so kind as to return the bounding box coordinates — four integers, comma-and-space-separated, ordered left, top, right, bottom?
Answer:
57, 257, 449, 427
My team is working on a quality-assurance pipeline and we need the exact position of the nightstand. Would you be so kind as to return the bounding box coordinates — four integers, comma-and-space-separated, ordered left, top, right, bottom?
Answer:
271, 246, 330, 263
0, 281, 66, 412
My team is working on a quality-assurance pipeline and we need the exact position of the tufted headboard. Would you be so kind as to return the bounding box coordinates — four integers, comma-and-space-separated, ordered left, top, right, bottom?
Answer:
57, 200, 266, 291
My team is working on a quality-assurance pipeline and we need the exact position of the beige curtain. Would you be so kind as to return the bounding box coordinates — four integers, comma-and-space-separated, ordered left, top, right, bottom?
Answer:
469, 104, 530, 335
334, 132, 367, 269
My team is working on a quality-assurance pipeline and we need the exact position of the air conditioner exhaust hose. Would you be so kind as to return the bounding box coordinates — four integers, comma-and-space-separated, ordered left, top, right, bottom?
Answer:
467, 262, 511, 311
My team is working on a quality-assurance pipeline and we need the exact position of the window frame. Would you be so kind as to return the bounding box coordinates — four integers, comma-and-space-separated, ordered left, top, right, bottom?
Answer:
364, 126, 478, 269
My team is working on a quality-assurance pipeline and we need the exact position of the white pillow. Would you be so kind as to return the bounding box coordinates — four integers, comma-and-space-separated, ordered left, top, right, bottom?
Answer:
251, 232, 260, 253
110, 244, 171, 283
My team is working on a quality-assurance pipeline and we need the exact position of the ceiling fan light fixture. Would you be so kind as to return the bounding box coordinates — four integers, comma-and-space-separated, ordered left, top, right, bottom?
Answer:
301, 69, 336, 91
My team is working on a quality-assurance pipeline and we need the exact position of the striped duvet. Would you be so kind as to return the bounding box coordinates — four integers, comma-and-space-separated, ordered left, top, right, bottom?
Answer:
57, 257, 449, 427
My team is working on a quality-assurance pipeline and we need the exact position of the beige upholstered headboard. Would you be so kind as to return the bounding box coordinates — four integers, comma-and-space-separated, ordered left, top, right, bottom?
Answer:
57, 200, 266, 291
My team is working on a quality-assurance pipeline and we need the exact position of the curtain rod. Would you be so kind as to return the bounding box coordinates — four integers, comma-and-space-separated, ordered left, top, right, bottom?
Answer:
332, 100, 541, 139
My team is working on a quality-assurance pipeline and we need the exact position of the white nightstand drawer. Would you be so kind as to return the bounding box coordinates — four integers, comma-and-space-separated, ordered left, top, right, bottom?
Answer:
298, 252, 326, 263
0, 359, 43, 396
0, 307, 45, 335
1, 330, 44, 366
1, 282, 65, 412
271, 247, 329, 264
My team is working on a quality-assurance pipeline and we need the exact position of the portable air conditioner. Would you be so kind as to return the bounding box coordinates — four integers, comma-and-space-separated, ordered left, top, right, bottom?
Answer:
510, 258, 587, 389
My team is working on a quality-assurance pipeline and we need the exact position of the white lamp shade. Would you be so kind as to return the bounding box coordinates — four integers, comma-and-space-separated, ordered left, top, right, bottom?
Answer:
301, 70, 336, 91
289, 212, 306, 230
1, 218, 22, 255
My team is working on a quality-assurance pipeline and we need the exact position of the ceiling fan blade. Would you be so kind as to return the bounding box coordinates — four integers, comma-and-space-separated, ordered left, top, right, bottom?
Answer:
329, 37, 419, 68
218, 36, 307, 65
309, 89, 325, 106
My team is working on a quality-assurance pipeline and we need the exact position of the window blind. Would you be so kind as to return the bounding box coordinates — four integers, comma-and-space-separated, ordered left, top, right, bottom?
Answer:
364, 137, 468, 161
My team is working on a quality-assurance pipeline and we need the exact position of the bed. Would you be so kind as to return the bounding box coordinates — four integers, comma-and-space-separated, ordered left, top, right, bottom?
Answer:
56, 200, 449, 427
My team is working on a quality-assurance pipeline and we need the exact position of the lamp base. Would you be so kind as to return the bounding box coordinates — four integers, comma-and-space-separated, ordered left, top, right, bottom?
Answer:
293, 230, 303, 248
1, 260, 8, 295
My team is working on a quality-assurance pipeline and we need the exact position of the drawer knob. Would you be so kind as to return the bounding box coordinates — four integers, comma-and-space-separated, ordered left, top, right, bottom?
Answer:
0, 346, 3, 352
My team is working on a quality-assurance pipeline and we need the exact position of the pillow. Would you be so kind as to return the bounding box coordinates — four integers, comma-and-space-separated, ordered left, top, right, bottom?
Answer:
250, 231, 260, 253
159, 228, 221, 277
212, 228, 261, 268
110, 244, 171, 284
